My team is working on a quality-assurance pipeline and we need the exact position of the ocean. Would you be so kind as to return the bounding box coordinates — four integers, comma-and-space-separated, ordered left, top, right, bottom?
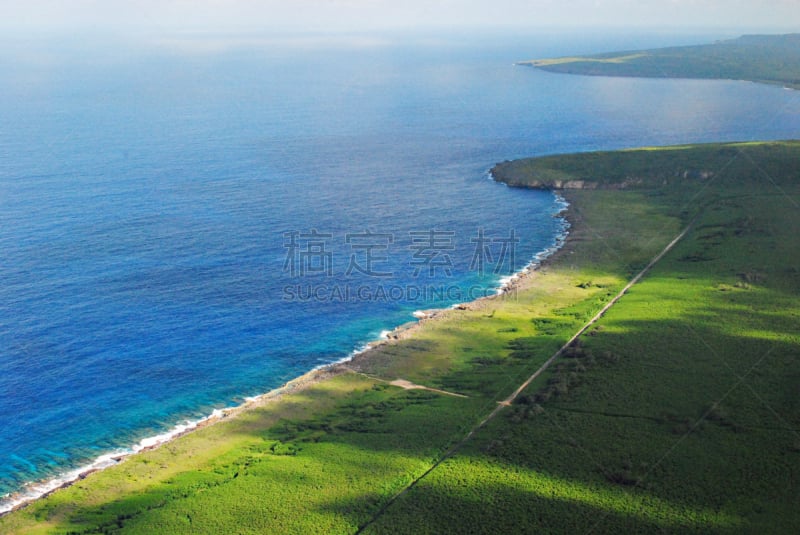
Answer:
0, 29, 798, 508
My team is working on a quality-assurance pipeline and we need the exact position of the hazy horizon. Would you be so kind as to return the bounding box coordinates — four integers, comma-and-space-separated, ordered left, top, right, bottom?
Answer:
1, 0, 797, 35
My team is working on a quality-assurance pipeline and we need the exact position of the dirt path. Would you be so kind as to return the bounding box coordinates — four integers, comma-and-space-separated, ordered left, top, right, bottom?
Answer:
343, 368, 469, 399
388, 379, 468, 398
355, 219, 695, 534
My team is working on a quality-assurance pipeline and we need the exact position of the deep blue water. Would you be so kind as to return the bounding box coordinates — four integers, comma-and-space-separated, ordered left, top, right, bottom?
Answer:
0, 30, 798, 503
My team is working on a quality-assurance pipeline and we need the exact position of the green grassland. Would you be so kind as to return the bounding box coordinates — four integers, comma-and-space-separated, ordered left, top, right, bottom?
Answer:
2, 141, 798, 533
366, 142, 800, 533
519, 34, 800, 88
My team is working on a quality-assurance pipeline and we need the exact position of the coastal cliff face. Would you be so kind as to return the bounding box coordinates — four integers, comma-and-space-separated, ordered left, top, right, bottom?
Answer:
502, 177, 601, 190
487, 144, 757, 191
491, 161, 648, 190
490, 171, 647, 190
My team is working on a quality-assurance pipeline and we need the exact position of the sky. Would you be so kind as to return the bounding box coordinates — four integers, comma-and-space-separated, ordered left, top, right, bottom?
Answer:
0, 0, 797, 34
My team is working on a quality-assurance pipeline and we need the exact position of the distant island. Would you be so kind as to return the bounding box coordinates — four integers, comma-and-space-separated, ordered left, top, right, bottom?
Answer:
519, 33, 800, 88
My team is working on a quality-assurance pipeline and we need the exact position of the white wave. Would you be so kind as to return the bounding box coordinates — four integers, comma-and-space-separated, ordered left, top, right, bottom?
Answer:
0, 191, 574, 518
0, 449, 128, 515
0, 409, 242, 516
492, 194, 571, 296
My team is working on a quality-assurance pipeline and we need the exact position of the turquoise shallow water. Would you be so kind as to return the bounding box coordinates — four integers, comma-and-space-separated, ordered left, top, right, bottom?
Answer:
0, 30, 798, 504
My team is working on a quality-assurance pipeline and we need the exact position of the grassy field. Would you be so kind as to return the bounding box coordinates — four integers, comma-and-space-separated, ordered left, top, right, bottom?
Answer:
518, 34, 800, 88
365, 141, 800, 533
2, 141, 798, 533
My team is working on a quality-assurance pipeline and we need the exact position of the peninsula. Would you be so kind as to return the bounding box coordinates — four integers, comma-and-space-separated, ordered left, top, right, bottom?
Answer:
519, 33, 800, 88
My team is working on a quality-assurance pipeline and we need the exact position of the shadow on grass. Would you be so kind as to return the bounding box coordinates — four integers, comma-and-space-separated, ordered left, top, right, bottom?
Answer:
10, 285, 799, 534
343, 461, 743, 534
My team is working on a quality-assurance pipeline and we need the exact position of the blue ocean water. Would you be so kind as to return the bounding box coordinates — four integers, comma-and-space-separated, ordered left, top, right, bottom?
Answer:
0, 30, 798, 503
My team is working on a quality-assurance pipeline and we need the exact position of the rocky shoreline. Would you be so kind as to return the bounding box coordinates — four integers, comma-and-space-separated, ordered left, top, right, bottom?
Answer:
1, 188, 573, 518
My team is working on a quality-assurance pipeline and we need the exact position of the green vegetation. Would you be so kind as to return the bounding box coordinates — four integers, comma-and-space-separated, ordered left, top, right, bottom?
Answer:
519, 34, 800, 88
366, 141, 800, 533
2, 141, 799, 533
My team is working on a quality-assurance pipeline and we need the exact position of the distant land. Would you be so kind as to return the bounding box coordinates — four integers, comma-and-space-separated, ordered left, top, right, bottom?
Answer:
519, 33, 800, 88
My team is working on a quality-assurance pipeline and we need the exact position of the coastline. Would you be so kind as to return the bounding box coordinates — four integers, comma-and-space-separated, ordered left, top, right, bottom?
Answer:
5, 141, 797, 532
0, 365, 341, 517
0, 189, 571, 518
